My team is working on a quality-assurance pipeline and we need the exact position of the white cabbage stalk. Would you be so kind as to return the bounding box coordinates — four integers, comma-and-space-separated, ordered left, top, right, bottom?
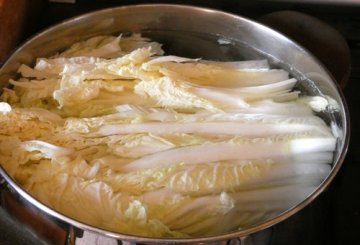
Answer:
21, 140, 74, 158
98, 121, 331, 137
120, 137, 336, 172
0, 34, 338, 238
201, 59, 270, 70
153, 63, 290, 87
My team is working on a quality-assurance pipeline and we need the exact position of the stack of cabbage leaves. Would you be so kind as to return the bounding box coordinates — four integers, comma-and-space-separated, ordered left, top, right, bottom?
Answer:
0, 34, 336, 237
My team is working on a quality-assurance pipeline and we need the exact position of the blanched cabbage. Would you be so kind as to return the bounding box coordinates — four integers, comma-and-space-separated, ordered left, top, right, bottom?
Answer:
0, 34, 337, 238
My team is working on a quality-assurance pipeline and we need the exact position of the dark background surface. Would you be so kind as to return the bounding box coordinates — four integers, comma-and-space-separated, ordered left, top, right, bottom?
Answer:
1, 1, 360, 244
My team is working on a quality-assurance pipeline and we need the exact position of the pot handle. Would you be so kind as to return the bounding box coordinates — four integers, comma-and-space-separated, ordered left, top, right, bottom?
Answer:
65, 227, 120, 245
238, 236, 253, 245
65, 226, 76, 245
0, 171, 7, 206
217, 236, 254, 245
63, 228, 268, 245
236, 227, 272, 245
64, 232, 255, 245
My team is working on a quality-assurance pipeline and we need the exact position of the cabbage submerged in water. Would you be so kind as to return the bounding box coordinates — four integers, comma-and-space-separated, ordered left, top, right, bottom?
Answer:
0, 34, 336, 237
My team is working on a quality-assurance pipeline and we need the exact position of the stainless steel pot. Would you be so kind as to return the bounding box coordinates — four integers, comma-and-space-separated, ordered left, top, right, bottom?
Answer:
0, 4, 350, 244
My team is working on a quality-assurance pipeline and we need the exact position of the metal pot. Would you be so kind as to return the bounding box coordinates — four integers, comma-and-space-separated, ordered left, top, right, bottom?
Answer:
0, 4, 350, 244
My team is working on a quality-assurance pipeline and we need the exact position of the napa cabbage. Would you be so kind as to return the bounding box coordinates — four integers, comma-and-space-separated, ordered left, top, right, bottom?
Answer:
0, 34, 338, 238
